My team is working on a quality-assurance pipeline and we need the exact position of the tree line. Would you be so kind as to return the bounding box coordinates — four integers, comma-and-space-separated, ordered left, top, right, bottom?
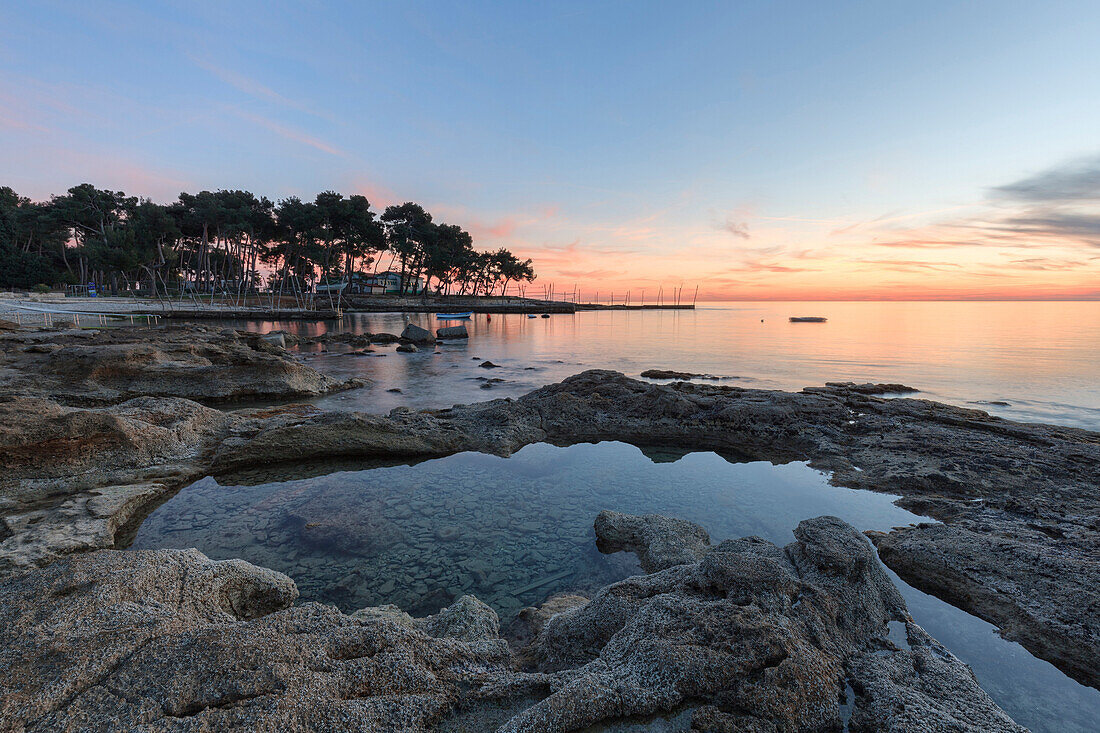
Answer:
0, 183, 536, 304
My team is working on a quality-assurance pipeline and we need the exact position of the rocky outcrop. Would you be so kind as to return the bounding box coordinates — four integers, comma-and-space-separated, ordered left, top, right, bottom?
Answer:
0, 516, 1024, 732
871, 522, 1100, 689
204, 370, 1100, 688
593, 509, 711, 572
4, 362, 1097, 692
0, 325, 363, 406
847, 622, 1026, 732
0, 397, 319, 571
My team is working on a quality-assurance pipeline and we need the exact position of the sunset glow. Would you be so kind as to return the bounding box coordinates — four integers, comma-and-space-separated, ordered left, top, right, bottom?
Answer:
3, 1, 1098, 300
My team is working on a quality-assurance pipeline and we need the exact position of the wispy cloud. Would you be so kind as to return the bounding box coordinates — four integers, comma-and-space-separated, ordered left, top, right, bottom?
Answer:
232, 109, 346, 157
718, 217, 750, 239
190, 56, 336, 122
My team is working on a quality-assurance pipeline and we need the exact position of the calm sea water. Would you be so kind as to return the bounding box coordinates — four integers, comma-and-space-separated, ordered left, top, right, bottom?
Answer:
131, 442, 1100, 732
221, 300, 1100, 429
156, 301, 1100, 730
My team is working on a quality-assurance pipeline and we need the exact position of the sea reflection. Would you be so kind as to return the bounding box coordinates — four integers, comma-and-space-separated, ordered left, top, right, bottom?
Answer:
209, 300, 1100, 429
130, 440, 1100, 732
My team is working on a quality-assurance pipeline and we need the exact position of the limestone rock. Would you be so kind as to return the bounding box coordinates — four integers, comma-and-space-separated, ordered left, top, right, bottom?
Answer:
0, 517, 1023, 732
872, 522, 1100, 689
420, 595, 500, 641
594, 509, 711, 572
847, 622, 1026, 732
0, 325, 363, 405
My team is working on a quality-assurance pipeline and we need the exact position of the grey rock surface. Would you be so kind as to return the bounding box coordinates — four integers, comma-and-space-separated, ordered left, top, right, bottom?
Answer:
594, 509, 711, 572
872, 522, 1100, 689
2, 358, 1096, 692
847, 622, 1027, 732
0, 516, 1024, 732
400, 323, 436, 344
436, 325, 469, 339
0, 324, 362, 406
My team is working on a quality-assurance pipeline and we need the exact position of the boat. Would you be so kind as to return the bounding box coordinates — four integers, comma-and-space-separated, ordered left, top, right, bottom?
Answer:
789, 316, 827, 323
436, 312, 473, 319
527, 314, 538, 318
540, 313, 551, 318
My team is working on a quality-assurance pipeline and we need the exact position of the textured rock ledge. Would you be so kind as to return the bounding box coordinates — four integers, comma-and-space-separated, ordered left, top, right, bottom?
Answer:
0, 323, 362, 406
0, 514, 1024, 731
1, 365, 1096, 692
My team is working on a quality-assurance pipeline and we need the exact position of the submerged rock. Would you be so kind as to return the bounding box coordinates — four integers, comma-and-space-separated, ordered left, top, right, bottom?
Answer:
369, 332, 400, 344
396, 343, 419, 353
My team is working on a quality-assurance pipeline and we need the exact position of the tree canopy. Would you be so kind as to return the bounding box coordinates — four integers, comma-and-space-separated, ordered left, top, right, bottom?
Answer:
0, 184, 536, 301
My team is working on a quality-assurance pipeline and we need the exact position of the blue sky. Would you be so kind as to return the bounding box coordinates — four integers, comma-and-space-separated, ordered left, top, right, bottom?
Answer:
3, 1, 1099, 298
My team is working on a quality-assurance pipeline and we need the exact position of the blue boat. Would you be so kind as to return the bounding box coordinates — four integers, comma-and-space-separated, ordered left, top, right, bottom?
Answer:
436, 312, 473, 319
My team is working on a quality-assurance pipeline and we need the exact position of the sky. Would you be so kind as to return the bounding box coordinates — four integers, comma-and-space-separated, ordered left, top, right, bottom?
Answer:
2, 0, 1099, 300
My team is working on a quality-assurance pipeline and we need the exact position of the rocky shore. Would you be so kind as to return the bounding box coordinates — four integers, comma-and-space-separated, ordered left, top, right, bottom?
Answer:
0, 513, 1024, 731
1, 323, 1097, 730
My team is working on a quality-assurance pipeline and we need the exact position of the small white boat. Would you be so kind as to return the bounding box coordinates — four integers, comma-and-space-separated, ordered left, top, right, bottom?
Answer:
436, 312, 473, 319
789, 316, 827, 323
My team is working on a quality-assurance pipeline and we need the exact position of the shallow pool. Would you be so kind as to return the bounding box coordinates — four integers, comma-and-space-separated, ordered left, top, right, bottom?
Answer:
130, 441, 1099, 732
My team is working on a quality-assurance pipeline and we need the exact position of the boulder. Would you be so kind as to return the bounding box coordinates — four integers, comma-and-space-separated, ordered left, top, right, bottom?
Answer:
399, 323, 436, 344
436, 325, 469, 339
396, 343, 419, 353
260, 332, 286, 349
369, 332, 399, 344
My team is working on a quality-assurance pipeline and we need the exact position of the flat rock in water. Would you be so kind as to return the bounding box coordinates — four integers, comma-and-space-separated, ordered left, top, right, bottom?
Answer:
436, 325, 469, 339
370, 332, 400, 344
640, 369, 721, 380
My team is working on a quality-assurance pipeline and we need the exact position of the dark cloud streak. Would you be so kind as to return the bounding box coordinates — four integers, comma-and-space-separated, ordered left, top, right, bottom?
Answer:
992, 154, 1100, 203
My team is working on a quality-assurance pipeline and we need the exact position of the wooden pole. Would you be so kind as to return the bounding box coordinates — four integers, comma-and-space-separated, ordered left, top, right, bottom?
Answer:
692, 284, 699, 306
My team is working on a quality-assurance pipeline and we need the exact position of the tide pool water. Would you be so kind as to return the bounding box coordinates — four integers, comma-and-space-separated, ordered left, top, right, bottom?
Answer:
130, 441, 1100, 732
217, 300, 1100, 429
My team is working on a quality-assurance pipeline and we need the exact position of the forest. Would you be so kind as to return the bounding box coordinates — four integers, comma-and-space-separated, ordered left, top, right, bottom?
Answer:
0, 184, 536, 303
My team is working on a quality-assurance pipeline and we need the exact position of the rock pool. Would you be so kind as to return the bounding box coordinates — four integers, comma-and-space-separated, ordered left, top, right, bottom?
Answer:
130, 441, 1100, 732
